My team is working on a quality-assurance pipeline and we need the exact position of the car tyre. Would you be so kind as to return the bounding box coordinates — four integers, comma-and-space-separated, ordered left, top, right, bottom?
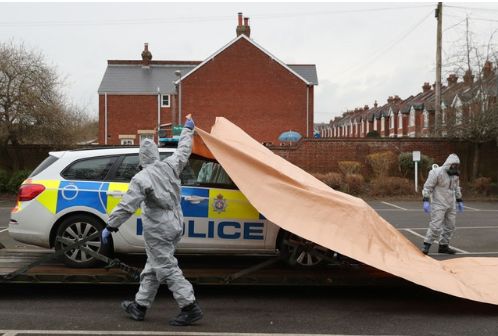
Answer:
55, 214, 112, 268
278, 231, 331, 267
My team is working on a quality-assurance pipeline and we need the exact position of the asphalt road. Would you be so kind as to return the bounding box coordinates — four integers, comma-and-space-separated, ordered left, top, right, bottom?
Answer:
1, 200, 497, 335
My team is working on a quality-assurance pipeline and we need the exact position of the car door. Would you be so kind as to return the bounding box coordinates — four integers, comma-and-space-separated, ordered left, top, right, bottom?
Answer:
105, 153, 144, 248
179, 157, 269, 252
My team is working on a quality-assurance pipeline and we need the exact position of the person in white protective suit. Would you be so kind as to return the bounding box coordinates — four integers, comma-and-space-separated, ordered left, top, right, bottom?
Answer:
101, 115, 203, 326
421, 153, 464, 255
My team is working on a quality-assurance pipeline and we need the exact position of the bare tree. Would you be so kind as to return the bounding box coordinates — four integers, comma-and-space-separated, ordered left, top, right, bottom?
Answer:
442, 24, 498, 180
0, 41, 95, 169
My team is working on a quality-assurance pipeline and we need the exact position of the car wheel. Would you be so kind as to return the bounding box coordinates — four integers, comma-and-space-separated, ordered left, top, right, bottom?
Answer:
55, 214, 111, 268
278, 231, 330, 267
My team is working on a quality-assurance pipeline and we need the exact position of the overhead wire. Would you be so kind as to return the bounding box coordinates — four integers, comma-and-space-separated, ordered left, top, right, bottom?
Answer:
0, 4, 435, 27
334, 9, 434, 79
445, 4, 498, 13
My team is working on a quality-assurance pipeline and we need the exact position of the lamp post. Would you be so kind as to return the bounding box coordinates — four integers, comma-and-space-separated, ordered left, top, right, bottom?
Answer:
175, 70, 182, 125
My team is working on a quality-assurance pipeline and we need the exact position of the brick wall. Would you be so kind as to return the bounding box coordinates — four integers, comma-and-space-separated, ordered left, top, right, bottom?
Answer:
181, 38, 313, 144
3, 140, 497, 184
271, 138, 498, 182
99, 94, 173, 145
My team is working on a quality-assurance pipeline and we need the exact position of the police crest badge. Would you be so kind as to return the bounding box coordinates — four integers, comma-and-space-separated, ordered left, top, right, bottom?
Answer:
213, 194, 227, 213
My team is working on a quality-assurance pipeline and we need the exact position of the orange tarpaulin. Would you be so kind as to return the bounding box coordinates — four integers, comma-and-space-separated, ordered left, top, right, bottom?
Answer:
194, 117, 498, 305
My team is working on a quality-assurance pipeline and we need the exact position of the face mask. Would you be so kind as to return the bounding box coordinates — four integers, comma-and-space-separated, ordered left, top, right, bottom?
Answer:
447, 164, 460, 176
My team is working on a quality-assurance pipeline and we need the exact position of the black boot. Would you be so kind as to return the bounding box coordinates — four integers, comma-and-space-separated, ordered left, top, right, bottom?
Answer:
421, 242, 431, 255
438, 244, 457, 254
169, 301, 203, 326
121, 300, 147, 321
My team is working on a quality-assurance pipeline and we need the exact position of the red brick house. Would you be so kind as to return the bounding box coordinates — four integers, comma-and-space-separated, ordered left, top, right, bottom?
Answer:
98, 13, 318, 145
321, 63, 497, 139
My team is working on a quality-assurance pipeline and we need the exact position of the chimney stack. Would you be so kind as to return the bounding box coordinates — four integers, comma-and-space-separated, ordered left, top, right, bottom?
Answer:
374, 100, 378, 108
483, 60, 494, 79
387, 96, 394, 104
463, 69, 474, 85
447, 74, 458, 86
236, 12, 251, 37
422, 82, 431, 93
141, 43, 152, 68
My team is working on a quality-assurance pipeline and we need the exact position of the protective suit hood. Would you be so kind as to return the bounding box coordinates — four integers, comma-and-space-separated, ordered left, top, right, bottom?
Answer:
442, 153, 460, 168
139, 139, 160, 168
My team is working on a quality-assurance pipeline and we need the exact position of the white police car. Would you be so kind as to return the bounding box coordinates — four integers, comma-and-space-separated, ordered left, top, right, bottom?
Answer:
9, 147, 328, 268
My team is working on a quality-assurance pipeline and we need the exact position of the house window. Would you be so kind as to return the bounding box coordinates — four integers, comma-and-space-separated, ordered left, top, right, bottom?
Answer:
161, 94, 170, 107
140, 133, 154, 144
121, 139, 134, 145
390, 113, 394, 129
409, 109, 415, 127
381, 117, 385, 131
423, 110, 429, 128
456, 107, 463, 125
119, 134, 136, 145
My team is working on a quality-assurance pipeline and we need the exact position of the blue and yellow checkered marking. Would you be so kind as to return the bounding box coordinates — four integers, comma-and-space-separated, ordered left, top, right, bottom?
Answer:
57, 181, 109, 214
29, 181, 266, 221
181, 187, 209, 217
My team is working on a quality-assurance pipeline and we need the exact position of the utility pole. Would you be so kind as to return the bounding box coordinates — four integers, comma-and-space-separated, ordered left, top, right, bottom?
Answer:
435, 2, 443, 136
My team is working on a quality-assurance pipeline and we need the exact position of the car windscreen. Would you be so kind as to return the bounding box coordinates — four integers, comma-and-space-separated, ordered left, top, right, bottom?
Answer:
29, 155, 59, 178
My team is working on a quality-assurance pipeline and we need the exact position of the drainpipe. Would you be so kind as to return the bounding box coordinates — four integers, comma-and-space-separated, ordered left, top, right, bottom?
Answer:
306, 85, 310, 137
157, 87, 161, 142
104, 92, 108, 145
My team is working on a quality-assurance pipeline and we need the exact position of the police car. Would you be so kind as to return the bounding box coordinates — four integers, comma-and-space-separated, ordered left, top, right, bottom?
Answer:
9, 147, 328, 268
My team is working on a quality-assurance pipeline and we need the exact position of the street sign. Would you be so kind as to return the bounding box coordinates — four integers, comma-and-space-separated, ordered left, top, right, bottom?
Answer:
412, 151, 421, 162
412, 151, 421, 192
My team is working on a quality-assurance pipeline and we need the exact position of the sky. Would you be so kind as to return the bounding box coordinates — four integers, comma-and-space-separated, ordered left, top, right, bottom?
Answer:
1, 1, 498, 123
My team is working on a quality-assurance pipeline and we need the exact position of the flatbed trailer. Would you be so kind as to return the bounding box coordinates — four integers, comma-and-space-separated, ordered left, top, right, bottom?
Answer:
0, 248, 408, 286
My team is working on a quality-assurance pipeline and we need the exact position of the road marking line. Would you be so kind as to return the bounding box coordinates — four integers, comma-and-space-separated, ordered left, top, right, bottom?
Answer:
463, 205, 480, 211
0, 331, 396, 336
404, 229, 469, 253
452, 252, 498, 255
405, 229, 426, 239
0, 228, 8, 233
381, 201, 407, 210
401, 226, 498, 230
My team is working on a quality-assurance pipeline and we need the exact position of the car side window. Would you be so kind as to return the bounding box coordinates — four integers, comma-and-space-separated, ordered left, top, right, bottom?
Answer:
62, 157, 115, 181
114, 155, 140, 182
184, 157, 237, 189
113, 152, 177, 183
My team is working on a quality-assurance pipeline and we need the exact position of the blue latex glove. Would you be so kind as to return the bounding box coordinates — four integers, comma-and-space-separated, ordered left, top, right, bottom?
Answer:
101, 228, 112, 244
423, 201, 431, 213
457, 201, 464, 213
184, 117, 195, 130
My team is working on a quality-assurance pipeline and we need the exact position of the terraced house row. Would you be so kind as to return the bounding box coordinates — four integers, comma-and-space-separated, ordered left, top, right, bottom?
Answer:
318, 61, 497, 138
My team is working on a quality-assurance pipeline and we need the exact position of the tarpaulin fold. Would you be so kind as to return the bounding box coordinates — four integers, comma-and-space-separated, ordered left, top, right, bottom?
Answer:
194, 117, 498, 305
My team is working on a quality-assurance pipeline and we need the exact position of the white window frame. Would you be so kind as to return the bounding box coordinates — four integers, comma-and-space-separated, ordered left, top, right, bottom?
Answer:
409, 107, 415, 127
423, 110, 429, 128
161, 94, 170, 107
140, 133, 155, 144
455, 107, 463, 125
390, 111, 394, 129
381, 116, 385, 132
120, 139, 134, 145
